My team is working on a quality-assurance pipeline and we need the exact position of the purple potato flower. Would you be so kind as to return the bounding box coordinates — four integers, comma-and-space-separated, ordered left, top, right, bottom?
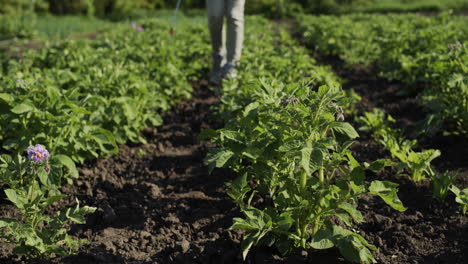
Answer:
27, 144, 50, 162
137, 26, 144, 32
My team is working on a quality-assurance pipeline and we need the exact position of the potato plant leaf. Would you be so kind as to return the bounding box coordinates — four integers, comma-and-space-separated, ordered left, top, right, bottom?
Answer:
366, 159, 397, 173
331, 122, 359, 139
310, 227, 335, 249
11, 103, 34, 114
369, 180, 407, 212
339, 202, 364, 223
5, 189, 27, 210
205, 148, 235, 173
54, 155, 79, 179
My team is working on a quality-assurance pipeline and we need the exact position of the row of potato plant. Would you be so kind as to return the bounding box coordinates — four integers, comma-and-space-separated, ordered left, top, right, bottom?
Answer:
359, 109, 468, 213
0, 17, 210, 258
205, 17, 406, 264
297, 13, 468, 136
0, 19, 209, 165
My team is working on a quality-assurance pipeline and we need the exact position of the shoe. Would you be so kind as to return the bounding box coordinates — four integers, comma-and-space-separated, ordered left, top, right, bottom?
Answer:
209, 52, 225, 86
209, 71, 222, 86
221, 62, 238, 80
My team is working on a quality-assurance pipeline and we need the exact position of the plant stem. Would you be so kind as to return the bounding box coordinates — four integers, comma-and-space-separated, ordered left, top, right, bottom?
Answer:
300, 170, 307, 193
296, 220, 301, 238
318, 167, 324, 184
301, 223, 308, 248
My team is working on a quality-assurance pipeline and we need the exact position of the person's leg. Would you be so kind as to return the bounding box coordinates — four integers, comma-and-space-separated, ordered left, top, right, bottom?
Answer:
206, 0, 226, 84
225, 0, 245, 66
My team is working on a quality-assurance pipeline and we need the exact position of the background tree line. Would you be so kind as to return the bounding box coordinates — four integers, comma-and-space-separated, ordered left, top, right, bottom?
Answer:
0, 0, 386, 18
1, 0, 467, 19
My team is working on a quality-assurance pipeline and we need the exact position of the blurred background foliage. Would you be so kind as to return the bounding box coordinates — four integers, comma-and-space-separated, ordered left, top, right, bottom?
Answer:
1, 0, 467, 18
1, 0, 467, 41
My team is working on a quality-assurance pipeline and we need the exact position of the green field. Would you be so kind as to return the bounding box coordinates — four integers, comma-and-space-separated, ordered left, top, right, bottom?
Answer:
0, 7, 467, 264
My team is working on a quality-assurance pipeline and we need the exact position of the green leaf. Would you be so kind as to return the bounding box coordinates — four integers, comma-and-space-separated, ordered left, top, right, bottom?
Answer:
335, 211, 353, 226
0, 154, 13, 165
278, 140, 301, 152
91, 128, 118, 154
198, 128, 217, 140
315, 224, 377, 263
369, 181, 407, 212
221, 130, 243, 143
276, 238, 294, 256
0, 218, 17, 228
11, 103, 34, 114
230, 208, 271, 260
310, 227, 335, 249
274, 212, 294, 231
226, 173, 250, 203
205, 148, 234, 173
301, 146, 312, 175
318, 85, 330, 97
451, 185, 468, 205
115, 97, 138, 120
331, 122, 359, 139
367, 159, 397, 173
243, 102, 260, 116
450, 185, 461, 196
12, 245, 36, 255
0, 93, 14, 103
80, 205, 97, 215
337, 236, 376, 264
350, 166, 365, 185
346, 152, 360, 169
65, 102, 91, 114
4, 189, 27, 209
24, 232, 45, 250
65, 205, 96, 224
64, 234, 81, 250
231, 217, 259, 231
337, 237, 362, 263
241, 229, 267, 260
37, 168, 49, 186
44, 195, 66, 207
339, 202, 364, 223
310, 148, 324, 171
55, 154, 79, 178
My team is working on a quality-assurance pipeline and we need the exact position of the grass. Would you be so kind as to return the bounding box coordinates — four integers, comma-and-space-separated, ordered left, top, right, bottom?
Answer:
345, 0, 468, 13
34, 15, 113, 39
11, 10, 207, 40
0, 10, 207, 57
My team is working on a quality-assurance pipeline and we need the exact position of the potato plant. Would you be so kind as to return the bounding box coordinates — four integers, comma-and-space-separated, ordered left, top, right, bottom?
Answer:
0, 145, 95, 258
359, 109, 441, 182
205, 19, 406, 263
450, 185, 468, 215
208, 80, 406, 263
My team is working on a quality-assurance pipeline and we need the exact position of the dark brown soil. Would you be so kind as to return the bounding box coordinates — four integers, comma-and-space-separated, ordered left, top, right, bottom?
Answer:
0, 71, 467, 263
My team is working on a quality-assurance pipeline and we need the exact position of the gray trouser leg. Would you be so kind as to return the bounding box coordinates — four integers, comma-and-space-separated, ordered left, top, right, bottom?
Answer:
206, 0, 225, 59
207, 0, 245, 65
226, 0, 245, 65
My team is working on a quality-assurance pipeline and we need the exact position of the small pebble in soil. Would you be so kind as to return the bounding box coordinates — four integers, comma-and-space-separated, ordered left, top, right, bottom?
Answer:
181, 239, 190, 253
